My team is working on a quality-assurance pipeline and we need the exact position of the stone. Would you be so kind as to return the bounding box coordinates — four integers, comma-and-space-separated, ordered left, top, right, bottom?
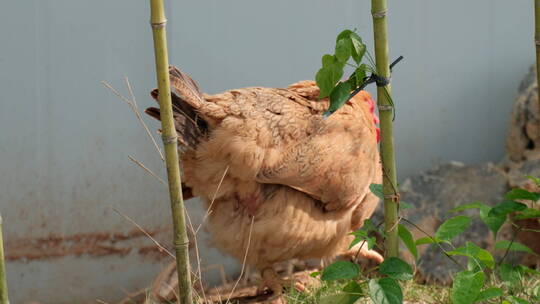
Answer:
507, 66, 540, 162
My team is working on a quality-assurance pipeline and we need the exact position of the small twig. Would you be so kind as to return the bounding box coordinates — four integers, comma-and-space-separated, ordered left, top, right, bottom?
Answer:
128, 155, 167, 185
226, 216, 255, 303
184, 206, 207, 303
498, 225, 524, 266
510, 221, 540, 233
111, 206, 176, 260
195, 166, 229, 235
401, 218, 466, 270
102, 80, 165, 161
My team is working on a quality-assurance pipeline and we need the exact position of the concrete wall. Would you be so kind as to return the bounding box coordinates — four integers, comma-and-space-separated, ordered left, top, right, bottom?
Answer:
0, 0, 533, 302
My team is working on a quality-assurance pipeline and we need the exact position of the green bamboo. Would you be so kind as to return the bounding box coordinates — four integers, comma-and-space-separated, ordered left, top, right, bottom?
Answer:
371, 0, 399, 258
0, 215, 9, 304
149, 1, 193, 303
534, 0, 540, 109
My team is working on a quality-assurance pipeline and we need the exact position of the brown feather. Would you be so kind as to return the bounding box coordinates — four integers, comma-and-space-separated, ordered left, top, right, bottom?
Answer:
144, 66, 382, 280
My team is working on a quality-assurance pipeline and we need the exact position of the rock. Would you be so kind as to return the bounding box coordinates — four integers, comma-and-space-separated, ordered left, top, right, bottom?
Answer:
373, 162, 514, 284
507, 66, 540, 162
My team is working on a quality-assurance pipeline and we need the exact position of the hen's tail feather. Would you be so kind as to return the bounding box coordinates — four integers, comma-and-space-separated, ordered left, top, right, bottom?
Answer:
145, 88, 208, 150
168, 66, 206, 109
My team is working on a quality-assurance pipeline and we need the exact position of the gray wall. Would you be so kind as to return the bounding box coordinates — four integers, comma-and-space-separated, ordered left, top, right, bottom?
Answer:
0, 0, 533, 303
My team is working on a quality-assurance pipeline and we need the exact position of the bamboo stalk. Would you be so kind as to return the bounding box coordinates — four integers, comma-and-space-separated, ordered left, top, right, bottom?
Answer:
371, 0, 399, 258
534, 0, 540, 108
0, 215, 9, 304
149, 1, 193, 303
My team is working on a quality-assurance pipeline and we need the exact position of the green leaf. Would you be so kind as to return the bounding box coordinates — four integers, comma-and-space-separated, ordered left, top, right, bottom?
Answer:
495, 240, 536, 255
518, 264, 540, 275
499, 263, 523, 285
514, 207, 540, 220
379, 257, 413, 280
322, 54, 336, 67
370, 184, 384, 200
324, 81, 352, 115
489, 201, 527, 217
415, 237, 439, 245
316, 64, 344, 99
336, 29, 353, 41
350, 32, 366, 64
317, 55, 344, 98
349, 229, 376, 250
309, 271, 320, 277
335, 38, 352, 63
447, 242, 495, 269
363, 219, 378, 232
321, 261, 360, 281
475, 287, 503, 302
352, 64, 369, 87
479, 205, 506, 237
368, 278, 403, 304
505, 296, 530, 304
449, 201, 484, 213
450, 270, 486, 304
505, 188, 540, 202
526, 175, 540, 187
317, 281, 364, 304
398, 224, 418, 260
435, 215, 472, 242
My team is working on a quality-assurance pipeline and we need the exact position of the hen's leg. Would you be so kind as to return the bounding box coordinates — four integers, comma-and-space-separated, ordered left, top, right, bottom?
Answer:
258, 267, 306, 298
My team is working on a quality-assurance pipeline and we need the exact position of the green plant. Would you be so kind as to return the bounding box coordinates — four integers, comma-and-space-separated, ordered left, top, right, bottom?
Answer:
309, 178, 539, 304
148, 1, 193, 303
315, 5, 400, 260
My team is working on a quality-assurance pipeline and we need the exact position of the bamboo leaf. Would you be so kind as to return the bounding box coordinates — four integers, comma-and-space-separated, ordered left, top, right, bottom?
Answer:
368, 278, 403, 304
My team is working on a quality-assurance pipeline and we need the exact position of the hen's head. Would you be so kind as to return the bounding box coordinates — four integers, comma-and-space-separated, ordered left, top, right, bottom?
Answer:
354, 91, 380, 142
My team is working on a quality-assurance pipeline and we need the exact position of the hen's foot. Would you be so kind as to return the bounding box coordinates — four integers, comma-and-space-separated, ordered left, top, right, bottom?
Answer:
340, 241, 384, 269
257, 268, 306, 298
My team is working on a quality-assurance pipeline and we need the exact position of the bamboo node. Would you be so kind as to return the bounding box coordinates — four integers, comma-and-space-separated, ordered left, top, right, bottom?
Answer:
535, 39, 540, 46
150, 19, 167, 29
378, 105, 393, 111
173, 241, 190, 249
161, 135, 177, 144
372, 10, 387, 19
384, 193, 400, 203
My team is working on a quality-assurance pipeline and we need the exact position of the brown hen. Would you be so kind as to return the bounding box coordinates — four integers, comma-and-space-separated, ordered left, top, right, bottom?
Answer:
146, 67, 382, 296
